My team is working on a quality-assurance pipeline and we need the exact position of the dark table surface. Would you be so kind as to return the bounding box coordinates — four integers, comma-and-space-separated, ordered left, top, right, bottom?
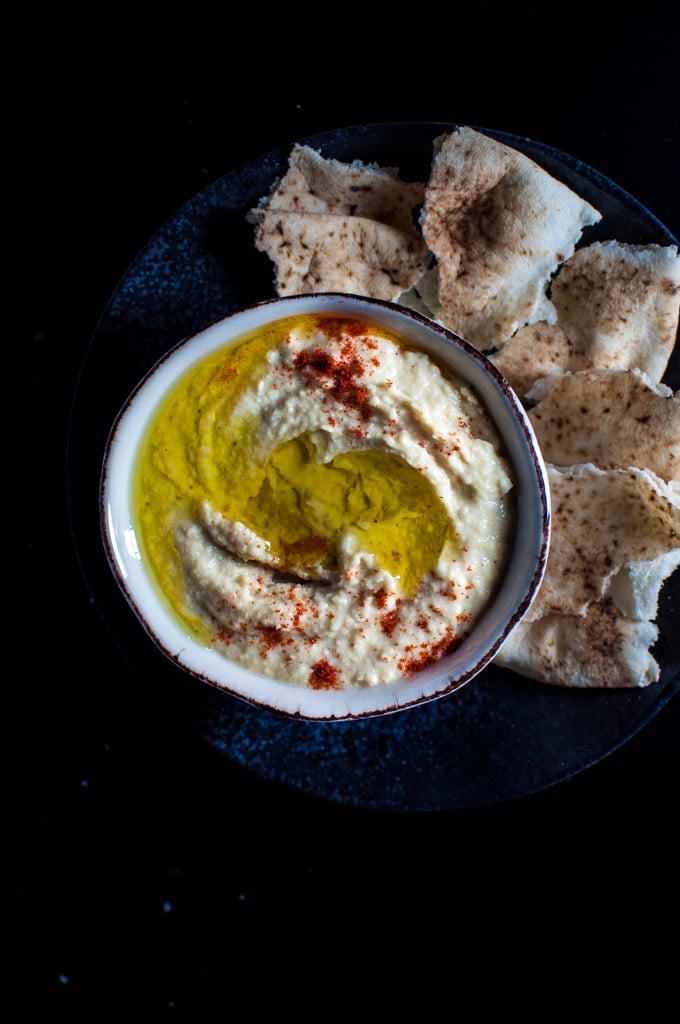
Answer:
17, 5, 678, 1012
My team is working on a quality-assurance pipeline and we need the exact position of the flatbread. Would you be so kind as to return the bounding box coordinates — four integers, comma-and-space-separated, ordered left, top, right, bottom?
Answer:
490, 242, 680, 395
419, 126, 602, 349
249, 145, 430, 300
259, 143, 425, 232
494, 600, 661, 688
489, 321, 573, 398
528, 463, 680, 622
527, 368, 680, 483
607, 549, 680, 621
493, 391, 680, 687
549, 240, 680, 381
250, 211, 430, 299
495, 465, 680, 688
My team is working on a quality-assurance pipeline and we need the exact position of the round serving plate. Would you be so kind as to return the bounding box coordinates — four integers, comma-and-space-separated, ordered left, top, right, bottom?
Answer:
67, 122, 679, 811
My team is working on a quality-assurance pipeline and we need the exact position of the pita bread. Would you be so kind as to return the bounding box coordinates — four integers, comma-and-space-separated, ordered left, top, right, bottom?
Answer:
419, 126, 602, 349
527, 368, 680, 483
260, 144, 425, 232
249, 145, 430, 300
607, 549, 680, 621
490, 241, 679, 395
494, 600, 661, 688
251, 211, 430, 299
549, 240, 680, 381
528, 463, 680, 621
489, 321, 573, 398
495, 464, 680, 688
397, 263, 440, 319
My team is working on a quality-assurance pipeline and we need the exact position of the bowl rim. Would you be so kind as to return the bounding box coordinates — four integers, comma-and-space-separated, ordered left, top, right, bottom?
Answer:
100, 292, 551, 721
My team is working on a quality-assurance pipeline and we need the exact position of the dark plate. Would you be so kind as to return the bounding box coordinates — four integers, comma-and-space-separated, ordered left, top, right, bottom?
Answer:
67, 122, 679, 811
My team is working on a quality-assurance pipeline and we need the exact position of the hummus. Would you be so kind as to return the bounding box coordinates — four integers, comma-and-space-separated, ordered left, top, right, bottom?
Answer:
134, 314, 515, 690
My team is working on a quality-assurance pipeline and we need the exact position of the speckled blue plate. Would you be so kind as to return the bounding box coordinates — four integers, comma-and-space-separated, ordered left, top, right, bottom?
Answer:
67, 122, 679, 811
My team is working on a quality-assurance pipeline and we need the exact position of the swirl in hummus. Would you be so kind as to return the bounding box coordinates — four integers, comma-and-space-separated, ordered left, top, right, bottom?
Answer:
134, 314, 515, 690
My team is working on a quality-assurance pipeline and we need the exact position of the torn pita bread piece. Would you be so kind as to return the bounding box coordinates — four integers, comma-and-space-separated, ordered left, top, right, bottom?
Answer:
418, 126, 601, 350
526, 368, 680, 484
549, 240, 680, 381
489, 241, 679, 396
257, 143, 425, 232
607, 548, 680, 621
527, 463, 680, 622
494, 462, 680, 688
249, 145, 430, 300
494, 599, 661, 688
250, 212, 430, 300
489, 320, 573, 398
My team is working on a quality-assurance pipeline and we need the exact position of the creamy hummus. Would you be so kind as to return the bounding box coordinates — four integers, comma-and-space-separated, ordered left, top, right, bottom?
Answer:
134, 314, 515, 690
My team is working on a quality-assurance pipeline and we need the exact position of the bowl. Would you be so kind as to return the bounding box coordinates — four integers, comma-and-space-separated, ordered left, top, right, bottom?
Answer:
100, 292, 550, 720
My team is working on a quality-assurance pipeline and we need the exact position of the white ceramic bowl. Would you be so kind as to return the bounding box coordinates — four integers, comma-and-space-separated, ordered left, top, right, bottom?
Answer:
101, 293, 550, 720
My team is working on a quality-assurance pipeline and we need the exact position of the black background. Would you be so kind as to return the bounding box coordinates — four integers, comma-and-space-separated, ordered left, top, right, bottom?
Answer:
18, 4, 678, 1012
